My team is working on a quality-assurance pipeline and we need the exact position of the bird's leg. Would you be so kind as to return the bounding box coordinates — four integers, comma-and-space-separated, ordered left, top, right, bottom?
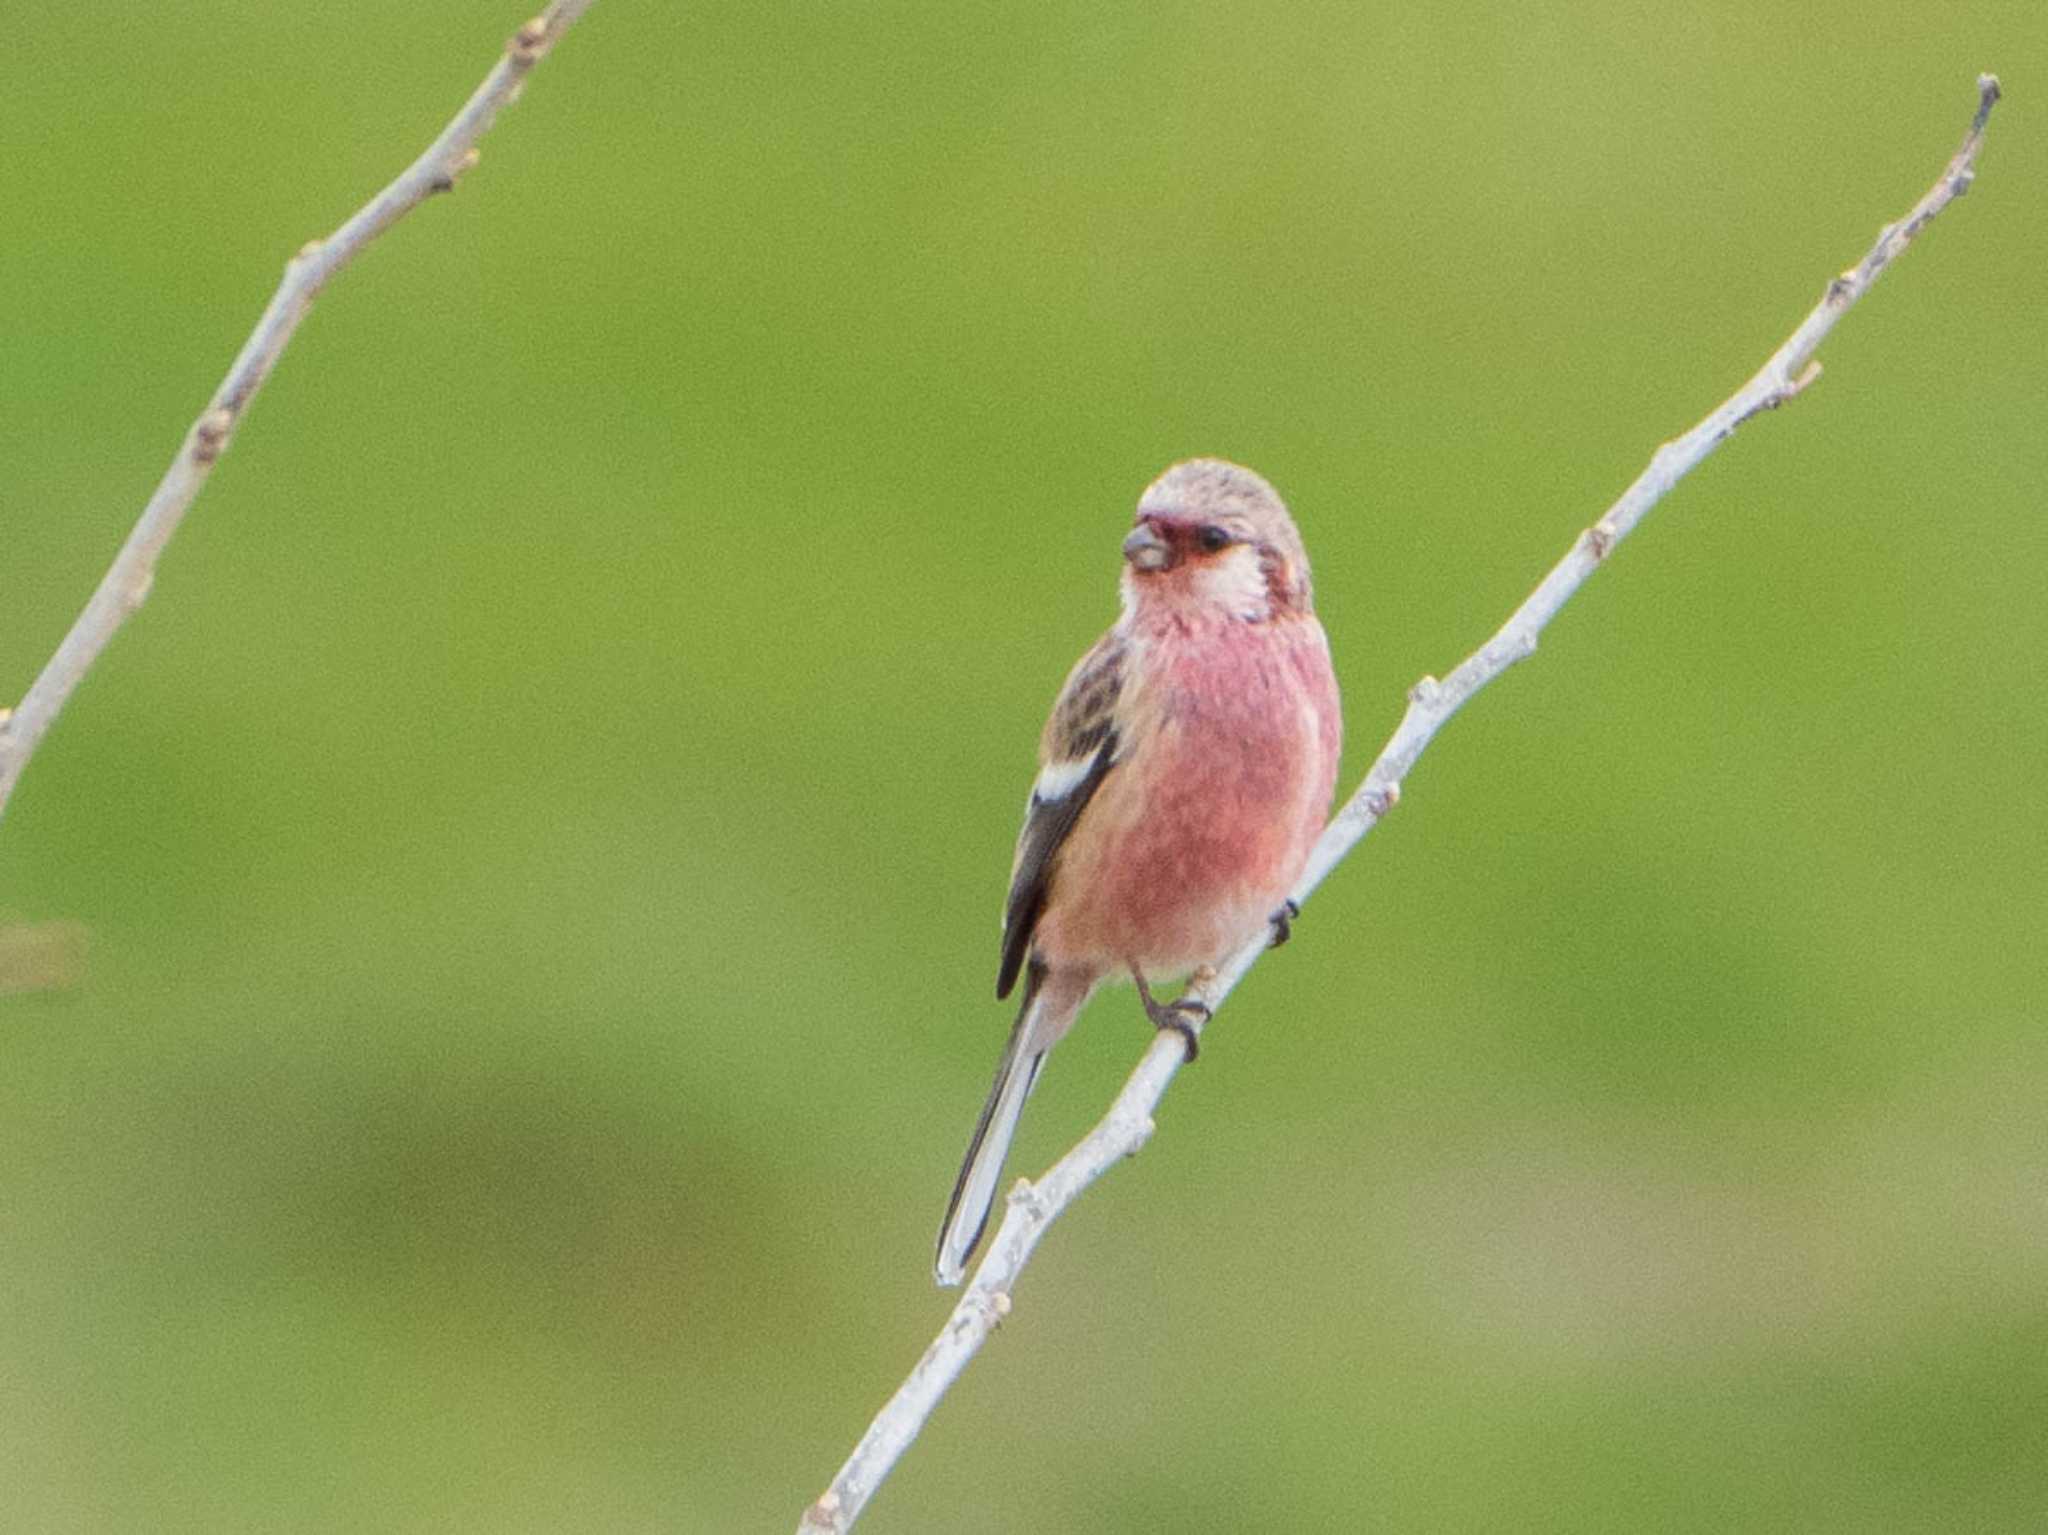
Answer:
1268, 898, 1301, 949
1131, 969, 1209, 1063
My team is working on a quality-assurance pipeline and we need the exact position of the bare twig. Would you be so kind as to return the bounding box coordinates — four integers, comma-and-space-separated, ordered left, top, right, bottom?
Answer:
0, 1, 598, 828
797, 73, 2002, 1535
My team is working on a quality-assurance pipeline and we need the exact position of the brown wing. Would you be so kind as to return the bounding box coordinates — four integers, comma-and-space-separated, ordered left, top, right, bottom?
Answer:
996, 634, 1125, 999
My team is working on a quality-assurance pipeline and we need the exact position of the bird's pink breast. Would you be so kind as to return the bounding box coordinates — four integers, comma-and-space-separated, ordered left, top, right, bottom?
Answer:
1036, 613, 1341, 979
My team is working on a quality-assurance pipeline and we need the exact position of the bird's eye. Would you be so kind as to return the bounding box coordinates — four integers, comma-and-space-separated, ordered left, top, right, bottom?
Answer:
1195, 525, 1232, 554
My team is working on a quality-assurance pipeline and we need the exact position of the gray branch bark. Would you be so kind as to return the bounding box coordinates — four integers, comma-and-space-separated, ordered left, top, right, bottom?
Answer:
0, 1, 599, 828
798, 73, 2002, 1535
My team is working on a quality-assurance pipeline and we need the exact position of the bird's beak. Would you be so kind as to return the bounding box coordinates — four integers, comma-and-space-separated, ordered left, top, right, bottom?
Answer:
1122, 521, 1174, 572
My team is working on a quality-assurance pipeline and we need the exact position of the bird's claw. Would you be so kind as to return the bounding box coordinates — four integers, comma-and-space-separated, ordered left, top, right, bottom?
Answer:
1268, 899, 1301, 949
1147, 997, 1209, 1062
1132, 972, 1209, 1062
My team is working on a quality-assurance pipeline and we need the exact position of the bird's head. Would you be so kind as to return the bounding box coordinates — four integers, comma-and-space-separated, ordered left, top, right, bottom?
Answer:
1118, 458, 1314, 622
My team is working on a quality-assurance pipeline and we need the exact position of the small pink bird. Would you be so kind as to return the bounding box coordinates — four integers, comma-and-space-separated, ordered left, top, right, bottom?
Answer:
935, 458, 1343, 1285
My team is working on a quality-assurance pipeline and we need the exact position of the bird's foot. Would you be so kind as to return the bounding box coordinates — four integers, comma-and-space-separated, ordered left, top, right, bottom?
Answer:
1132, 972, 1209, 1063
1152, 999, 1209, 1062
1268, 899, 1301, 949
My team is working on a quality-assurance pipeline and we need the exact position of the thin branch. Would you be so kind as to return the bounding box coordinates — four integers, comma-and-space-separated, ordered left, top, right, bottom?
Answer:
798, 73, 2002, 1535
0, 1, 598, 828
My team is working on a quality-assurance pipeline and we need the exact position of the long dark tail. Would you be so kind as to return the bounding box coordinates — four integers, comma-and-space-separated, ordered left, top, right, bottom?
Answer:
934, 967, 1049, 1286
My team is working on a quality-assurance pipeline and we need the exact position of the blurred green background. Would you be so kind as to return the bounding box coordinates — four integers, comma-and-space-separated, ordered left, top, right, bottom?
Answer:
3, 2, 2044, 1530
